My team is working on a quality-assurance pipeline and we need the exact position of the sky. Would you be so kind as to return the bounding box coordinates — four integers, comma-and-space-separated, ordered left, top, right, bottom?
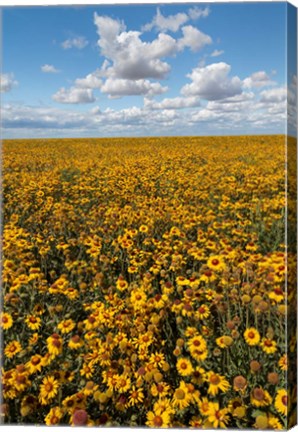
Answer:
1, 1, 297, 138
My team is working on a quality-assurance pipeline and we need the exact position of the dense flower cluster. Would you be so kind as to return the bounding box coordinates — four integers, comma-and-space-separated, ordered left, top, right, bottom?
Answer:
1, 135, 294, 428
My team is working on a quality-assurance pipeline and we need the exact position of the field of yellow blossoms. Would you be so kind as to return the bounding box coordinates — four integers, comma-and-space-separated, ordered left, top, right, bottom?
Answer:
1, 135, 296, 428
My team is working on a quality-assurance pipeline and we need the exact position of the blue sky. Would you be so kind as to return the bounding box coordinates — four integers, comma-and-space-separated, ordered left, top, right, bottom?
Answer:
1, 2, 296, 137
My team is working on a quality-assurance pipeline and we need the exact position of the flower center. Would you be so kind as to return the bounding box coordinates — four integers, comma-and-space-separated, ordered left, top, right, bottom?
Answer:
45, 383, 53, 393
51, 416, 59, 425
264, 340, 273, 347
52, 339, 61, 348
153, 415, 163, 427
253, 388, 264, 401
175, 389, 185, 400
210, 374, 220, 385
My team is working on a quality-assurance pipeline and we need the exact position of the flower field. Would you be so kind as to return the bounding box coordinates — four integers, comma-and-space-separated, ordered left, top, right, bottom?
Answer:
1, 135, 295, 428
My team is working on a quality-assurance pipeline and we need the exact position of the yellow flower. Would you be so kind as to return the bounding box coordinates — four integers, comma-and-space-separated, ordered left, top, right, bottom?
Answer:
176, 358, 194, 377
46, 333, 63, 357
116, 374, 131, 393
198, 397, 211, 417
146, 410, 171, 428
80, 363, 95, 379
268, 413, 283, 430
205, 371, 230, 396
39, 376, 59, 405
244, 328, 261, 346
45, 406, 64, 426
260, 338, 277, 354
172, 381, 192, 410
4, 340, 22, 358
68, 335, 84, 350
278, 354, 288, 371
274, 389, 288, 416
0, 312, 13, 330
188, 335, 207, 353
216, 336, 233, 349
207, 255, 226, 271
153, 398, 175, 416
116, 278, 129, 291
26, 354, 45, 374
13, 370, 31, 392
25, 315, 41, 331
195, 304, 210, 320
208, 402, 230, 428
250, 387, 272, 407
57, 319, 75, 334
151, 382, 171, 398
128, 386, 144, 406
29, 333, 39, 345
149, 352, 166, 369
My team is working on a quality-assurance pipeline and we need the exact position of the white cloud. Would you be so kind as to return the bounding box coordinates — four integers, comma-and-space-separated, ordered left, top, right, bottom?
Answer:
144, 95, 200, 110
75, 70, 103, 89
178, 25, 212, 52
188, 6, 210, 20
205, 92, 255, 112
94, 14, 176, 80
211, 49, 224, 57
2, 103, 91, 130
243, 71, 275, 88
94, 14, 211, 82
260, 87, 287, 103
41, 64, 60, 73
142, 6, 210, 32
2, 85, 287, 138
101, 78, 168, 98
52, 87, 95, 104
92, 13, 212, 98
61, 36, 89, 49
142, 8, 188, 32
182, 62, 242, 101
1, 73, 18, 93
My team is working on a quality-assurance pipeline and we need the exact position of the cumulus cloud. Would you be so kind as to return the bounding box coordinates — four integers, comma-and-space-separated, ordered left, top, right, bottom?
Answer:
93, 13, 212, 90
101, 78, 168, 98
52, 87, 95, 104
142, 6, 210, 32
260, 87, 287, 103
75, 70, 103, 89
178, 25, 212, 52
2, 103, 91, 130
2, 87, 287, 138
211, 49, 224, 57
188, 6, 210, 20
61, 36, 89, 49
142, 8, 189, 32
1, 73, 18, 93
181, 62, 242, 100
144, 95, 200, 110
41, 64, 60, 73
94, 14, 177, 80
243, 71, 275, 88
